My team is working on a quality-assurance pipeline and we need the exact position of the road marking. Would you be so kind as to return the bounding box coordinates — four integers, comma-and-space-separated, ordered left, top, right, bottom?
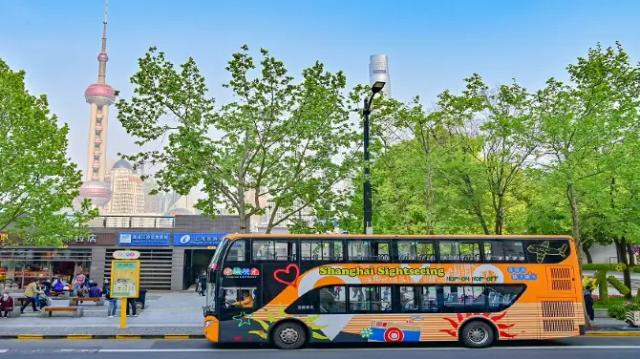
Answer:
16, 335, 43, 340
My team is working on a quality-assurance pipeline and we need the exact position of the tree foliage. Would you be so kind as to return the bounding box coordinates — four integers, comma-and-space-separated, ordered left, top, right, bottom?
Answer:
117, 46, 358, 233
0, 59, 95, 246
341, 42, 640, 270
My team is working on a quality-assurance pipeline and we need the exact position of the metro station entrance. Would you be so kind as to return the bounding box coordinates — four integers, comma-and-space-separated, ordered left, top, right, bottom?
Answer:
183, 249, 215, 289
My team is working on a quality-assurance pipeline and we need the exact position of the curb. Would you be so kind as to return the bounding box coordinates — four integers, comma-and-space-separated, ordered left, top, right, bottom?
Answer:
2, 334, 205, 340
585, 331, 640, 337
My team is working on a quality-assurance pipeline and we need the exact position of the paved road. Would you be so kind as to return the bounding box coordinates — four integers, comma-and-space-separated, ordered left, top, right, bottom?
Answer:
1, 337, 640, 358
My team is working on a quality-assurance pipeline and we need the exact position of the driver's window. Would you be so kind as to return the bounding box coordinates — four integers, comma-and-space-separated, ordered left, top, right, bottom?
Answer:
222, 287, 257, 311
226, 240, 247, 262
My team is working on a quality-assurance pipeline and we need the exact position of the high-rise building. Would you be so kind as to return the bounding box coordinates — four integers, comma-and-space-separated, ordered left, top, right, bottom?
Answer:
369, 54, 391, 97
106, 159, 145, 214
79, 2, 115, 210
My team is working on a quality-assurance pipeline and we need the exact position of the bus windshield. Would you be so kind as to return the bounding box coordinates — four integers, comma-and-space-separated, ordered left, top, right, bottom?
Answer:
204, 238, 227, 315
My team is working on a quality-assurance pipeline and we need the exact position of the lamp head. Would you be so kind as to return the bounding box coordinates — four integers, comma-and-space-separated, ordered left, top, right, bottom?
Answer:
371, 81, 386, 94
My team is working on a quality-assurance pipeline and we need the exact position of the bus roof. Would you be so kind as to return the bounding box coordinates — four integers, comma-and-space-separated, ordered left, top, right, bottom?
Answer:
223, 233, 574, 241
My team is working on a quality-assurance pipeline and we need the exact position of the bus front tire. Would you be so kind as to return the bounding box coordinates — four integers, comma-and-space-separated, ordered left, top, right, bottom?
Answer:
460, 320, 495, 348
272, 321, 307, 350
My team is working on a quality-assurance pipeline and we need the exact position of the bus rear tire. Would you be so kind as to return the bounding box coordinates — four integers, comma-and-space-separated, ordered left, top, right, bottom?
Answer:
460, 320, 494, 348
272, 321, 307, 350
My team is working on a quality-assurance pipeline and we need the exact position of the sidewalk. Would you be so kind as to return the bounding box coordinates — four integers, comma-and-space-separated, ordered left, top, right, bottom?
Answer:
0, 291, 205, 337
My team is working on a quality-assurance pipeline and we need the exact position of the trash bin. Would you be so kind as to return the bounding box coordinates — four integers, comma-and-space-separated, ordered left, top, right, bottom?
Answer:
137, 289, 147, 309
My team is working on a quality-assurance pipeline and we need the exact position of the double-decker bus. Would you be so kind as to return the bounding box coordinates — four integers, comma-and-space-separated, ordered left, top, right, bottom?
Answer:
203, 234, 584, 349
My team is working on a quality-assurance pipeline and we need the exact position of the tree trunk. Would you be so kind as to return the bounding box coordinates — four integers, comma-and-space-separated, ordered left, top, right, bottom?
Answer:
620, 237, 632, 299
424, 163, 435, 234
627, 243, 637, 266
567, 181, 591, 328
566, 182, 583, 260
582, 242, 593, 264
462, 175, 490, 235
494, 193, 505, 235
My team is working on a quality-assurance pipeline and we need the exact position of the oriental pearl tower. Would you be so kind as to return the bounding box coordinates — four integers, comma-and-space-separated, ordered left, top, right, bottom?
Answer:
79, 1, 115, 210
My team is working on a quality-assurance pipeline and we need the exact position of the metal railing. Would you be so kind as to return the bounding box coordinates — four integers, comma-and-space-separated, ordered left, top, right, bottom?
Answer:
87, 215, 175, 229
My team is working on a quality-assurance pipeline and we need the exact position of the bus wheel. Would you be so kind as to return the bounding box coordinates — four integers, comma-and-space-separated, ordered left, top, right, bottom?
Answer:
272, 321, 307, 350
460, 320, 494, 348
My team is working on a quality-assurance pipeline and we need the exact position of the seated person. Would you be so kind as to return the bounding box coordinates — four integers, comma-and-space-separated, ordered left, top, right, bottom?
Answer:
233, 291, 254, 309
88, 283, 102, 298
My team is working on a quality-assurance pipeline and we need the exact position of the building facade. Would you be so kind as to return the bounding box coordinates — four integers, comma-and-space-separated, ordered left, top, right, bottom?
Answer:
106, 159, 145, 215
0, 215, 245, 292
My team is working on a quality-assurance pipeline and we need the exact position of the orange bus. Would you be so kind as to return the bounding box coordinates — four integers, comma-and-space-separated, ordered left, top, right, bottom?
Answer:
203, 234, 584, 349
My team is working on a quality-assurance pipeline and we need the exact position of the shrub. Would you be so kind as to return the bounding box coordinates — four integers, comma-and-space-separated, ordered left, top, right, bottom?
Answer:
632, 266, 640, 274
608, 304, 627, 320
596, 271, 608, 302
607, 276, 631, 296
583, 263, 627, 271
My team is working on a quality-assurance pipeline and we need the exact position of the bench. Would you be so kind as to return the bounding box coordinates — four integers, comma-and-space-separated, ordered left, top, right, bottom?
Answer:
70, 297, 104, 306
43, 306, 83, 317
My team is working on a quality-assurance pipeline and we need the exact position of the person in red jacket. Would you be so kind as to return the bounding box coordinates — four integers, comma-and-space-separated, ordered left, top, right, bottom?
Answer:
0, 289, 14, 318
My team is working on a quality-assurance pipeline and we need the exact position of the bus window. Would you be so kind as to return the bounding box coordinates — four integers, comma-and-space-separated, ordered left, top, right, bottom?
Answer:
301, 240, 322, 260
323, 240, 344, 261
439, 241, 460, 261
319, 286, 347, 313
374, 242, 390, 261
253, 240, 275, 260
400, 286, 419, 312
222, 287, 256, 310
301, 240, 344, 261
459, 242, 481, 262
487, 285, 525, 312
253, 240, 297, 261
443, 286, 485, 312
421, 286, 438, 312
226, 240, 247, 262
349, 286, 392, 312
348, 241, 372, 261
398, 241, 435, 262
484, 241, 525, 262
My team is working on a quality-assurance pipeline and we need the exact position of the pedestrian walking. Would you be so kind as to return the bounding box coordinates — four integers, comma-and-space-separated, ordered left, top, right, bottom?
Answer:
102, 279, 117, 318
198, 271, 207, 296
0, 289, 14, 318
126, 293, 138, 317
584, 285, 595, 321
20, 280, 43, 313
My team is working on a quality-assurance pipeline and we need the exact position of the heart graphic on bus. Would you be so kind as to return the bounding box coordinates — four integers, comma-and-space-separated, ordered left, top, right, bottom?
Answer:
273, 263, 300, 287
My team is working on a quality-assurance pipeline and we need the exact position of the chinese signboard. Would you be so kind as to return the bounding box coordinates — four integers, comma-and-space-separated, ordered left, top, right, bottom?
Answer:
118, 232, 170, 247
110, 260, 140, 298
173, 233, 226, 247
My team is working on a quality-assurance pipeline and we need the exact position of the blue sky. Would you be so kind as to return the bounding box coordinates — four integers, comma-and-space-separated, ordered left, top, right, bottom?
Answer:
1, 0, 639, 172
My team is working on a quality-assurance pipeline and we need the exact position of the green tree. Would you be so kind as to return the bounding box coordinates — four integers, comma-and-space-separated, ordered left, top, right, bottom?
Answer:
117, 46, 358, 233
0, 59, 94, 246
534, 43, 640, 262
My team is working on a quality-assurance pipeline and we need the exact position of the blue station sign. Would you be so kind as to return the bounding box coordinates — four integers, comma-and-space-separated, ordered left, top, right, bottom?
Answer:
173, 233, 226, 247
118, 232, 171, 247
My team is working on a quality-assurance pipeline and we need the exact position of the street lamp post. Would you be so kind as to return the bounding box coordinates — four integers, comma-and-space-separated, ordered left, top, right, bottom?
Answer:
362, 81, 386, 234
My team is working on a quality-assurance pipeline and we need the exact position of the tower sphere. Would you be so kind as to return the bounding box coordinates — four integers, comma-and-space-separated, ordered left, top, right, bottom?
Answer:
79, 180, 112, 207
85, 83, 115, 106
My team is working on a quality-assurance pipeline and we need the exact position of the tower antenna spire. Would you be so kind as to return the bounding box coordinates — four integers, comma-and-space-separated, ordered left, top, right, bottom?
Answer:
97, 0, 109, 83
